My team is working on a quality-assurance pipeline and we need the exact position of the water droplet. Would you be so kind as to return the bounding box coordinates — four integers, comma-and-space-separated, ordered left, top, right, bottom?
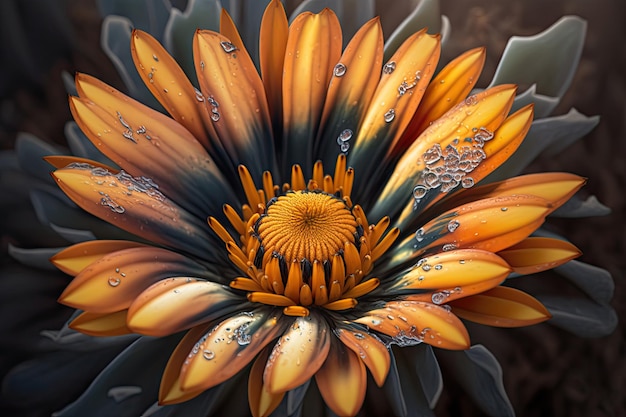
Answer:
423, 144, 442, 164
333, 63, 347, 77
442, 243, 457, 251
234, 323, 252, 346
415, 70, 422, 80
431, 292, 446, 304
501, 207, 508, 212
108, 277, 121, 287
152, 54, 159, 62
382, 61, 396, 74
398, 82, 408, 96
211, 111, 220, 122
371, 319, 381, 326
194, 88, 204, 102
415, 228, 425, 242
337, 129, 352, 142
422, 264, 431, 272
384, 109, 395, 123
353, 332, 365, 340
220, 41, 237, 53
136, 125, 146, 135
340, 142, 350, 153
202, 350, 215, 360
434, 264, 443, 270
447, 220, 460, 233
459, 259, 466, 264
465, 95, 478, 106
413, 185, 428, 200
461, 177, 475, 188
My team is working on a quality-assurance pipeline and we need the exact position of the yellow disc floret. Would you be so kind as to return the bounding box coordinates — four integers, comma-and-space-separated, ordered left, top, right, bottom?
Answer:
208, 155, 399, 317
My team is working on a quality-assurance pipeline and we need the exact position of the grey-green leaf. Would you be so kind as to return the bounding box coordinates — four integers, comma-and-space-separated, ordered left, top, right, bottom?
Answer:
551, 194, 611, 218
539, 296, 617, 337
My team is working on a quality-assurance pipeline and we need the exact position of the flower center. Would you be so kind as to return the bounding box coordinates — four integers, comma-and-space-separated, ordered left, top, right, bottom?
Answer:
257, 192, 357, 263
208, 155, 399, 317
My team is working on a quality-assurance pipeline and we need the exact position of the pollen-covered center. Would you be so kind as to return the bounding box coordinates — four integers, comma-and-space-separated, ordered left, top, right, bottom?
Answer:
258, 192, 357, 263
208, 155, 399, 317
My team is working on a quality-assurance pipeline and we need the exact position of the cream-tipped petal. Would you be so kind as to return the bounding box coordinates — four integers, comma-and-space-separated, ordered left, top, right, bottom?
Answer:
58, 246, 206, 313
263, 314, 330, 393
335, 324, 390, 387
248, 346, 285, 417
127, 278, 240, 336
51, 240, 146, 276
180, 309, 287, 392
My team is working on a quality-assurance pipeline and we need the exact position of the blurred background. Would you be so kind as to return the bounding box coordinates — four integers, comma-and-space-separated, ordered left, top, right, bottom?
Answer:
0, 0, 623, 416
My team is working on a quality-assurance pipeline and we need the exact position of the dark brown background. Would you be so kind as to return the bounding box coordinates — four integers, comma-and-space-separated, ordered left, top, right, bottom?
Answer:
0, 0, 623, 416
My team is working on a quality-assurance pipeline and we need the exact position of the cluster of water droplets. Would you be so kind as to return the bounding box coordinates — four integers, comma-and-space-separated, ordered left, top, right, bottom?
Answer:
336, 128, 353, 153
208, 96, 220, 122
116, 111, 153, 143
412, 126, 494, 208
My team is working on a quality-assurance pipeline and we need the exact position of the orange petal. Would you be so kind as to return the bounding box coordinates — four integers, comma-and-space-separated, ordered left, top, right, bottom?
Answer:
248, 346, 285, 417
263, 314, 330, 393
436, 172, 587, 217
193, 30, 274, 177
402, 276, 504, 304
127, 278, 240, 336
69, 310, 131, 336
372, 85, 517, 220
315, 17, 383, 159
70, 76, 232, 216
51, 165, 216, 260
315, 337, 367, 416
259, 0, 288, 132
219, 9, 245, 52
389, 249, 510, 292
498, 237, 581, 275
159, 324, 212, 405
351, 30, 440, 168
415, 194, 551, 255
51, 240, 146, 276
44, 155, 118, 172
356, 301, 470, 350
399, 47, 487, 150
130, 30, 213, 148
180, 310, 287, 392
334, 324, 390, 387
58, 246, 206, 313
282, 9, 342, 169
450, 286, 551, 327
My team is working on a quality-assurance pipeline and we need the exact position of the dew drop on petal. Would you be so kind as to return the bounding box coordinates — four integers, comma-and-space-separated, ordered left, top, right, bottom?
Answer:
462, 177, 475, 188
211, 111, 220, 122
501, 207, 508, 212
194, 88, 204, 102
442, 243, 457, 251
333, 63, 347, 77
431, 292, 446, 305
413, 185, 428, 200
337, 129, 352, 142
108, 277, 121, 287
465, 95, 478, 106
382, 61, 396, 74
202, 350, 215, 360
415, 227, 425, 242
220, 41, 237, 53
384, 109, 395, 123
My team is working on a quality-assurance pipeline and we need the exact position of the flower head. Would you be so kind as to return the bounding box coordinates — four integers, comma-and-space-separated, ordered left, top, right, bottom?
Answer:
26, 1, 611, 416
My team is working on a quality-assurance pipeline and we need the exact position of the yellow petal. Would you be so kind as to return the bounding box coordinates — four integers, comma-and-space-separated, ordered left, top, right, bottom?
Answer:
352, 29, 440, 162
180, 310, 286, 392
402, 276, 503, 304
263, 314, 330, 393
130, 30, 213, 148
450, 286, 551, 327
51, 240, 146, 276
44, 155, 118, 172
315, 337, 366, 417
335, 325, 390, 387
398, 47, 486, 151
159, 324, 212, 405
58, 247, 205, 313
51, 166, 215, 260
373, 85, 517, 218
416, 194, 551, 255
356, 301, 470, 350
282, 9, 341, 168
389, 249, 510, 292
127, 278, 239, 336
69, 310, 131, 336
259, 0, 288, 130
498, 237, 581, 275
315, 17, 383, 156
193, 30, 273, 175
248, 347, 285, 417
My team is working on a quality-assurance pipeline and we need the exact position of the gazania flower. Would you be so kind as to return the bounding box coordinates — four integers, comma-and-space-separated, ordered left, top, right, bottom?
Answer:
2, 1, 615, 416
